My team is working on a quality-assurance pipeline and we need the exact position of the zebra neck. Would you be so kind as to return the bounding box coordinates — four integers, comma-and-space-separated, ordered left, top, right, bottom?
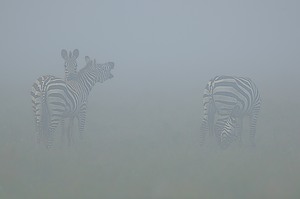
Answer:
78, 72, 96, 94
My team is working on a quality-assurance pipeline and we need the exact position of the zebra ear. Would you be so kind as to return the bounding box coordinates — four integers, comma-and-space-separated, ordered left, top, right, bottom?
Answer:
93, 59, 97, 66
73, 49, 79, 59
61, 49, 68, 60
85, 56, 90, 64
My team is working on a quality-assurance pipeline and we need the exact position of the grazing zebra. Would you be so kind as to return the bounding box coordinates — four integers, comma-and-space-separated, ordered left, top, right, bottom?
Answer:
200, 75, 261, 149
31, 57, 114, 148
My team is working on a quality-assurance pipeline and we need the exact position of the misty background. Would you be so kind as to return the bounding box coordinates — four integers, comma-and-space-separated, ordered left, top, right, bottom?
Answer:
1, 0, 300, 198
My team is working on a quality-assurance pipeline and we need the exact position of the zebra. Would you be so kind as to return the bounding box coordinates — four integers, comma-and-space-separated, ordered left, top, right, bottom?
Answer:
31, 57, 114, 148
60, 54, 108, 146
200, 75, 261, 149
60, 49, 79, 144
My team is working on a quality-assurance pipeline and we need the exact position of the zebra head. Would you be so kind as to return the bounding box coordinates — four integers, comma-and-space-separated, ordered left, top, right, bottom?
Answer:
61, 49, 79, 80
85, 56, 114, 83
220, 116, 238, 149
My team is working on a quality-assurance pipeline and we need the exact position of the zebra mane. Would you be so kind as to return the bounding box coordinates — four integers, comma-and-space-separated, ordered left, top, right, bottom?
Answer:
75, 58, 93, 78
77, 57, 114, 74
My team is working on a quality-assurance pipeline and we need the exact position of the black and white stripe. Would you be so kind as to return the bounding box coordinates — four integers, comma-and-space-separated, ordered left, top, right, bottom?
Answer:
31, 58, 114, 148
200, 76, 261, 149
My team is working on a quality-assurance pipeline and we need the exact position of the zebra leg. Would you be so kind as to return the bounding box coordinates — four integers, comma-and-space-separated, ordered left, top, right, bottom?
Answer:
231, 105, 242, 146
32, 108, 42, 145
46, 117, 62, 149
77, 104, 87, 139
200, 99, 215, 146
67, 117, 75, 146
34, 118, 42, 145
249, 108, 260, 147
214, 114, 226, 146
236, 118, 243, 146
47, 128, 57, 149
208, 99, 216, 137
60, 118, 66, 146
199, 120, 207, 146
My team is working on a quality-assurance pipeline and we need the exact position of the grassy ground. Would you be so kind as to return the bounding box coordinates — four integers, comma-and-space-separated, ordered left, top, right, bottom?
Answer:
0, 91, 300, 199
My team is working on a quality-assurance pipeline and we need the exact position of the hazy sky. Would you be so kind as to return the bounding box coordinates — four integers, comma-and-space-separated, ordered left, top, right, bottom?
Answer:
1, 0, 299, 99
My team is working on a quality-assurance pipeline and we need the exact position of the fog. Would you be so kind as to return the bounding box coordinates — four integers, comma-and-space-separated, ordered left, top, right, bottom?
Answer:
1, 0, 300, 198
